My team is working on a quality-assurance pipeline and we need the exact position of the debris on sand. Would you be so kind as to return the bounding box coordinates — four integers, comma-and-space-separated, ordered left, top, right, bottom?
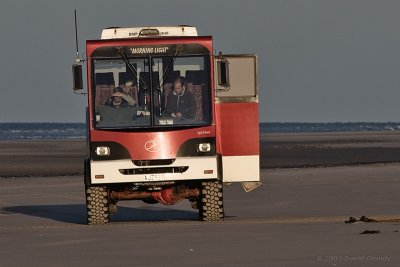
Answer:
360, 230, 380, 234
345, 215, 378, 224
345, 217, 358, 224
359, 216, 377, 222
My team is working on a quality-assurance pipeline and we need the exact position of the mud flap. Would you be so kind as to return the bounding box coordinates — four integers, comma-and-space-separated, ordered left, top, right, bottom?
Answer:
241, 181, 262, 192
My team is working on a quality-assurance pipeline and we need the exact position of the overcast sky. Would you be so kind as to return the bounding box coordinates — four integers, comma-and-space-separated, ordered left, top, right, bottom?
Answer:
0, 0, 399, 123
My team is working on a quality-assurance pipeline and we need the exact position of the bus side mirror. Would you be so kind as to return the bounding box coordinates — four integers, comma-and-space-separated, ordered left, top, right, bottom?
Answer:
72, 64, 83, 90
217, 60, 230, 88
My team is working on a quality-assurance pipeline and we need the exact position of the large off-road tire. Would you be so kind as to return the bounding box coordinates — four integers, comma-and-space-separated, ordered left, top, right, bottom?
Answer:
199, 180, 224, 221
85, 185, 110, 225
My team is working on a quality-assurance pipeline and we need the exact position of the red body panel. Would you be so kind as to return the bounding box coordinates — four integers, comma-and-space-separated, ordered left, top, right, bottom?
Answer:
86, 36, 216, 161
215, 102, 259, 156
86, 36, 213, 56
91, 126, 215, 160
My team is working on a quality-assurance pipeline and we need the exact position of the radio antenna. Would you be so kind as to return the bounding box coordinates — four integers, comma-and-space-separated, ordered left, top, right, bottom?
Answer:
74, 9, 80, 62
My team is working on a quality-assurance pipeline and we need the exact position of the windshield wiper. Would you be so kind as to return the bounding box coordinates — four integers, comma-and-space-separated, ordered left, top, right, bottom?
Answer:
158, 44, 183, 89
117, 48, 148, 91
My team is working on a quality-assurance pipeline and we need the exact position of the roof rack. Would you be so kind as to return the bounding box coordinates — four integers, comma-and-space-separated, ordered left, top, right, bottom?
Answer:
101, 25, 198, 39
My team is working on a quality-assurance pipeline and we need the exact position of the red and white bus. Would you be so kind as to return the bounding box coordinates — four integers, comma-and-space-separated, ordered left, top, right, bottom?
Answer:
72, 25, 261, 224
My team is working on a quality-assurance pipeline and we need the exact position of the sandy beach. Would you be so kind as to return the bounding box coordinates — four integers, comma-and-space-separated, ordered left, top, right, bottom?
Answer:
1, 131, 400, 177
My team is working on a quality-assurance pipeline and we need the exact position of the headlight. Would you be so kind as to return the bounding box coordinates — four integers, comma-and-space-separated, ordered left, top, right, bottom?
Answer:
95, 146, 110, 156
198, 143, 211, 152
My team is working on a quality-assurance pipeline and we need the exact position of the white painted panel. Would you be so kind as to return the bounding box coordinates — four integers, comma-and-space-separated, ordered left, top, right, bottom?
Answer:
222, 155, 260, 182
214, 55, 258, 98
90, 156, 217, 184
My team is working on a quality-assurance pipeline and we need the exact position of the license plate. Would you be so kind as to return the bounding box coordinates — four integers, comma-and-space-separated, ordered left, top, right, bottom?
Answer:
144, 174, 165, 181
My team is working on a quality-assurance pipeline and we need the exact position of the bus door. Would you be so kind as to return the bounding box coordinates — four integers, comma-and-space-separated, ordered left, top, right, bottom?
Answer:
214, 54, 261, 191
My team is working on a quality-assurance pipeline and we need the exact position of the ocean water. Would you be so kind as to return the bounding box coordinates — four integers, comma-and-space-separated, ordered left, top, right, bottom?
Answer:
0, 123, 86, 140
260, 122, 400, 133
0, 122, 399, 140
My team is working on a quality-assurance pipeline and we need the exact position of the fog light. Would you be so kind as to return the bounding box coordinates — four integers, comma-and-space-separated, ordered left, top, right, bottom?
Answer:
96, 146, 110, 156
198, 143, 211, 152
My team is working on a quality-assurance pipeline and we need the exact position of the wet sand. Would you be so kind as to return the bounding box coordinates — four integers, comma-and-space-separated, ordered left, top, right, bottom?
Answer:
261, 131, 400, 168
0, 140, 86, 177
1, 131, 400, 177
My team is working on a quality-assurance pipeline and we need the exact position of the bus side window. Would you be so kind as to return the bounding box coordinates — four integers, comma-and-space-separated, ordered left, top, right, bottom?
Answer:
95, 72, 115, 106
186, 70, 205, 121
186, 70, 205, 85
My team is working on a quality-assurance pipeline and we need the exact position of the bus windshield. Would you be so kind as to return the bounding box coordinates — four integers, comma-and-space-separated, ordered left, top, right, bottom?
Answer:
93, 55, 211, 129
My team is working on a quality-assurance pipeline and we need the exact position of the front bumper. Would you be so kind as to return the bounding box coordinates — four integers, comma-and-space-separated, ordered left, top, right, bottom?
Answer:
90, 156, 218, 184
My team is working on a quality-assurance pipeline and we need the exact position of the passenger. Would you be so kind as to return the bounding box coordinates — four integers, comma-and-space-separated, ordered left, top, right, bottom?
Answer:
107, 87, 136, 108
165, 76, 195, 119
123, 80, 137, 100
